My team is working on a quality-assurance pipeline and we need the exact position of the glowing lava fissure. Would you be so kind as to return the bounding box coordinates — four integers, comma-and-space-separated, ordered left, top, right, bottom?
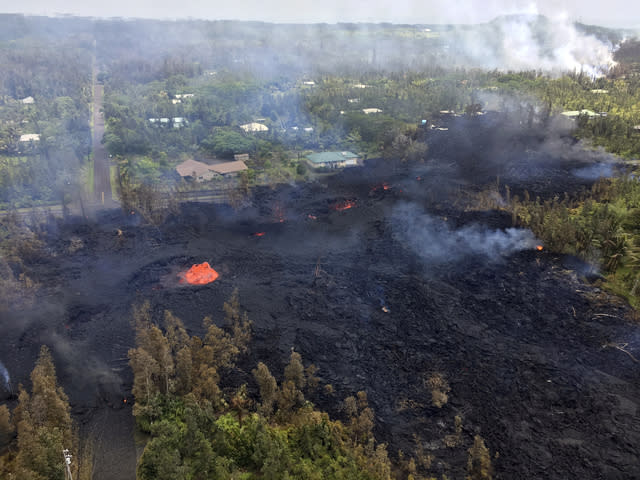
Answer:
332, 200, 357, 211
179, 262, 219, 285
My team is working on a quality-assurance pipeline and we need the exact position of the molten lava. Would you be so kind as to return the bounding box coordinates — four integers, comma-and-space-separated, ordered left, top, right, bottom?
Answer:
179, 262, 219, 285
370, 183, 392, 194
536, 245, 544, 251
333, 200, 357, 211
253, 232, 266, 237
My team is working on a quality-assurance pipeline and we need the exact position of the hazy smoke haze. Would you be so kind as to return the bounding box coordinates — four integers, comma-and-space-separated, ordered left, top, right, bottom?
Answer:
392, 203, 539, 264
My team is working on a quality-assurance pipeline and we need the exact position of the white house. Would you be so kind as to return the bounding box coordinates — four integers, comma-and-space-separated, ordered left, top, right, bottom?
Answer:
240, 122, 269, 133
19, 133, 40, 142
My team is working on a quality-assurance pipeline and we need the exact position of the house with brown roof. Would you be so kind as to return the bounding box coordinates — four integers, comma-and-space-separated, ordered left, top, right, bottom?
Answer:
176, 159, 219, 182
176, 159, 248, 182
210, 160, 248, 176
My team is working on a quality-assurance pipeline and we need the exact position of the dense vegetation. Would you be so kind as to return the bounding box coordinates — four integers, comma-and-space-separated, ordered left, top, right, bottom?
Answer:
0, 346, 91, 480
506, 177, 640, 307
128, 292, 398, 479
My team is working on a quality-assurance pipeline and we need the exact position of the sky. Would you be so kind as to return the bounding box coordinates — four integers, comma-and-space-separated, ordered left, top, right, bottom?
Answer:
0, 0, 638, 28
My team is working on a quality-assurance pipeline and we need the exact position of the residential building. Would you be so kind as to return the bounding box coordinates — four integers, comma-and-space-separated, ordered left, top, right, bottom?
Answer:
240, 122, 269, 133
210, 160, 248, 176
19, 133, 40, 142
306, 151, 361, 169
176, 159, 219, 182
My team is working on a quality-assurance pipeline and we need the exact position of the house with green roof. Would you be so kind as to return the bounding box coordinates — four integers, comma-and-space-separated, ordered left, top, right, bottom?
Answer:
561, 109, 598, 118
306, 151, 361, 169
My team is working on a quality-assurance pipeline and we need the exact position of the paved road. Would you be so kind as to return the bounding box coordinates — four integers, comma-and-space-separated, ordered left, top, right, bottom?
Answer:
92, 66, 115, 208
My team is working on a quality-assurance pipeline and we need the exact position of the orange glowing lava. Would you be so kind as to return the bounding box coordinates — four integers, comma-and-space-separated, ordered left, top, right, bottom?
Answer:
370, 183, 391, 194
179, 262, 219, 285
536, 245, 543, 251
307, 214, 317, 220
333, 200, 356, 211
253, 232, 266, 237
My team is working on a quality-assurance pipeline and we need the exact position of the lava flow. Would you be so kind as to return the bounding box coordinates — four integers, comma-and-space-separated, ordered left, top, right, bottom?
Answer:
332, 200, 357, 211
179, 262, 219, 285
536, 245, 544, 251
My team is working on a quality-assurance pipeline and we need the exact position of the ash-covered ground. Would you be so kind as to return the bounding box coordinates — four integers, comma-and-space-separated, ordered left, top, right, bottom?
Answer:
2, 113, 640, 479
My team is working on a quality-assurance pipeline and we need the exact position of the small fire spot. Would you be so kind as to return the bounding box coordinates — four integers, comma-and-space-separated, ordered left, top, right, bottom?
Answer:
253, 232, 266, 237
536, 245, 544, 251
332, 200, 357, 211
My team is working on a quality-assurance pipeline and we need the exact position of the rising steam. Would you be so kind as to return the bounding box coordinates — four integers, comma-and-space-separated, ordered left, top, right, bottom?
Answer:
0, 361, 10, 392
450, 13, 616, 76
391, 203, 538, 264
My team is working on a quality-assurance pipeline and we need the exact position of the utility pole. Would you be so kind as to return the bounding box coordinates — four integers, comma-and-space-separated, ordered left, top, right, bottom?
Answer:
62, 448, 73, 480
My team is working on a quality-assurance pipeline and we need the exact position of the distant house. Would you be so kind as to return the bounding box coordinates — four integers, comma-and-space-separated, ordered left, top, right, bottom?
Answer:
172, 99, 181, 104
302, 81, 316, 86
591, 89, 609, 94
149, 117, 186, 127
149, 117, 171, 125
210, 160, 248, 176
633, 125, 640, 132
353, 84, 368, 89
347, 98, 360, 103
306, 151, 361, 169
172, 117, 187, 128
561, 110, 598, 118
362, 108, 383, 114
176, 159, 219, 182
240, 122, 269, 133
176, 159, 248, 182
20, 96, 34, 104
234, 153, 250, 162
175, 94, 194, 99
19, 133, 40, 142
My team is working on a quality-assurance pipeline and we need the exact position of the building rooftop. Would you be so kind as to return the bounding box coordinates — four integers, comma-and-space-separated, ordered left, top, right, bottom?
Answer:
210, 160, 248, 175
561, 109, 598, 118
19, 133, 40, 142
240, 122, 269, 132
307, 151, 359, 164
176, 159, 214, 178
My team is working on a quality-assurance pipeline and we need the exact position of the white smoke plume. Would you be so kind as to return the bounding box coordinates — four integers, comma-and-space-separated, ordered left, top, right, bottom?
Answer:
450, 11, 616, 76
391, 203, 538, 264
0, 360, 10, 392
